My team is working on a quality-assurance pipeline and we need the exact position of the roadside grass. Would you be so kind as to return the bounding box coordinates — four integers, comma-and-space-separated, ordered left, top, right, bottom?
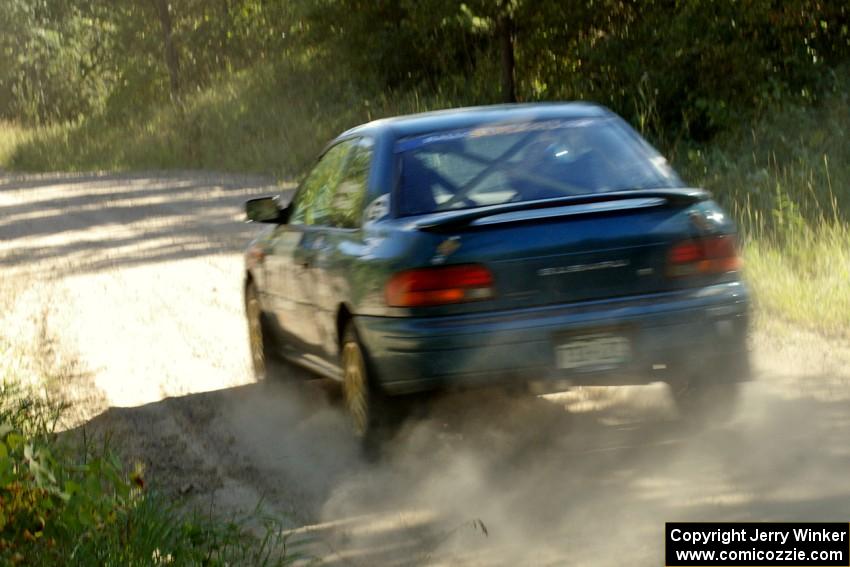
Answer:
3, 63, 849, 335
0, 123, 35, 169
0, 288, 303, 566
744, 227, 850, 337
681, 90, 850, 335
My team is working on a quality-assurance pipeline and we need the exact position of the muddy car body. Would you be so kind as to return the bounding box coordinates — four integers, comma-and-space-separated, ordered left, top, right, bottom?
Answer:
244, 104, 750, 438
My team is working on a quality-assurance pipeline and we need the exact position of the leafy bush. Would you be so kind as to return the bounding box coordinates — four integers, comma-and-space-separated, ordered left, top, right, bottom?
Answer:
0, 381, 301, 566
677, 73, 850, 334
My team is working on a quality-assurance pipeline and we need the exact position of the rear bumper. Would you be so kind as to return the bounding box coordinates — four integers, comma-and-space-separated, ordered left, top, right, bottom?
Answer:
355, 282, 750, 395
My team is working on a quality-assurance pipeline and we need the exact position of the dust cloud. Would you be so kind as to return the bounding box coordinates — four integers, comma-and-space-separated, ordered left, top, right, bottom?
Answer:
2, 172, 849, 566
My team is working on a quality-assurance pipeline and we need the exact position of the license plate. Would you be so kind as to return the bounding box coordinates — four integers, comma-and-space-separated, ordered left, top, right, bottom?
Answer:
555, 333, 631, 370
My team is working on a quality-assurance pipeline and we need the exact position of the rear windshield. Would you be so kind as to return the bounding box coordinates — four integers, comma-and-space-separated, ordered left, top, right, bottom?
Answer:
395, 117, 682, 217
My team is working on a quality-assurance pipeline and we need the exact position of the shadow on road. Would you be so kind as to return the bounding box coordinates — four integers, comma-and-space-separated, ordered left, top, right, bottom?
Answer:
0, 172, 289, 276
64, 366, 850, 566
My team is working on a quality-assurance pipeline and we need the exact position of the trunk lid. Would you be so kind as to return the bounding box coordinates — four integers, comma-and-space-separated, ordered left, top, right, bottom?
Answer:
413, 197, 707, 312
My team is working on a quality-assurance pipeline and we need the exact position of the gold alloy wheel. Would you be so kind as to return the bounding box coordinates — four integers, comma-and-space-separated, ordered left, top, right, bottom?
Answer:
247, 292, 266, 380
342, 341, 370, 437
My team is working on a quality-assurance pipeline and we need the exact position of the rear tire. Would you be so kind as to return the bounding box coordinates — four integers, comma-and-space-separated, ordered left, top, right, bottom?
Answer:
669, 351, 748, 423
670, 378, 740, 423
340, 323, 396, 458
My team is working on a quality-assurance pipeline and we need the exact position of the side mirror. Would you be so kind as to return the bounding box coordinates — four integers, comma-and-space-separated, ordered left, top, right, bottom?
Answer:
246, 197, 288, 223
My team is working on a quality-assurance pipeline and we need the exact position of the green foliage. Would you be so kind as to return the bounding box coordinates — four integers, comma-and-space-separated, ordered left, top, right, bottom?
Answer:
536, 0, 850, 140
0, 380, 301, 566
0, 0, 296, 124
677, 72, 850, 334
4, 0, 849, 138
301, 0, 487, 91
4, 58, 477, 176
680, 80, 850, 242
219, 0, 850, 138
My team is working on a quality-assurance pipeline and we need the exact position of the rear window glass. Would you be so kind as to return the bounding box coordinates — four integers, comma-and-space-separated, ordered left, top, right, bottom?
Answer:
395, 117, 682, 217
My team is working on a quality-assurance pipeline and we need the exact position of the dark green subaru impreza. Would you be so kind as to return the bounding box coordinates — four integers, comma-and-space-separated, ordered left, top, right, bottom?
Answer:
244, 104, 750, 441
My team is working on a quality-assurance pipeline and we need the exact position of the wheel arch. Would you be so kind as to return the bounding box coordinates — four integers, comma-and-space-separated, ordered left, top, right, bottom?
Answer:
243, 271, 256, 309
335, 303, 355, 353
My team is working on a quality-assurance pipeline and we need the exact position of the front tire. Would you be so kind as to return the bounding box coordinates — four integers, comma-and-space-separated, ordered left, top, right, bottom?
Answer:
245, 283, 270, 381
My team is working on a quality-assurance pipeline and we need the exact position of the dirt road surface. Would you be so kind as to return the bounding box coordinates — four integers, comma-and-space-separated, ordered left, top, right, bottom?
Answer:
2, 172, 850, 566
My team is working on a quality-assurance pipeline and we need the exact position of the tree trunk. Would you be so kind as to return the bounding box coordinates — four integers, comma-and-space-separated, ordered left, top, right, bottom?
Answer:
152, 0, 180, 101
220, 0, 231, 72
499, 4, 516, 103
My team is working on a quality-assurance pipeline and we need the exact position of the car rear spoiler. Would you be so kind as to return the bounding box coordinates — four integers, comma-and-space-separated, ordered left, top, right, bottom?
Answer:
413, 188, 711, 232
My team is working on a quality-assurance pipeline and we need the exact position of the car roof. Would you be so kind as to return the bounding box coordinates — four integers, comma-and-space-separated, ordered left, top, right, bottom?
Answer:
337, 102, 611, 141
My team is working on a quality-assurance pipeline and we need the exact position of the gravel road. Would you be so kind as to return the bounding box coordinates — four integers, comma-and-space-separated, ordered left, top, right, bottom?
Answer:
2, 171, 850, 566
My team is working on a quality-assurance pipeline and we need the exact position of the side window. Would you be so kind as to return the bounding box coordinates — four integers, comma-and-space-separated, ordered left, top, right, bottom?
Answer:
328, 139, 373, 228
290, 141, 353, 226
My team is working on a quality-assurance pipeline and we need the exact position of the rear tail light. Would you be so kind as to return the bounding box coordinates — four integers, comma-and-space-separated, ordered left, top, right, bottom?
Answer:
667, 235, 741, 277
385, 264, 495, 307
